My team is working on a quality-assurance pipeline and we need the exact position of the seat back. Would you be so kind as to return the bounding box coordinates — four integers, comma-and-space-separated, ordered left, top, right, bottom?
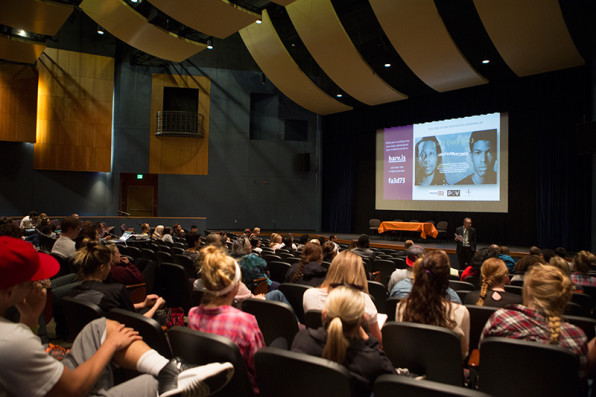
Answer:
372, 259, 397, 287
155, 250, 173, 265
369, 218, 381, 229
382, 321, 463, 386
571, 292, 593, 317
155, 263, 192, 312
140, 248, 156, 261
277, 283, 311, 322
367, 280, 388, 314
107, 308, 172, 358
303, 310, 323, 329
241, 298, 299, 347
448, 280, 475, 291
504, 285, 522, 295
168, 326, 254, 397
479, 337, 579, 396
61, 296, 103, 341
465, 305, 498, 356
267, 261, 291, 283
456, 290, 470, 303
385, 297, 401, 321
254, 347, 352, 397
392, 257, 408, 269
375, 374, 491, 397
173, 254, 197, 278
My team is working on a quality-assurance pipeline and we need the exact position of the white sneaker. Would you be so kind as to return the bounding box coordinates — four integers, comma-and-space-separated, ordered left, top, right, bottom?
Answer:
158, 360, 234, 397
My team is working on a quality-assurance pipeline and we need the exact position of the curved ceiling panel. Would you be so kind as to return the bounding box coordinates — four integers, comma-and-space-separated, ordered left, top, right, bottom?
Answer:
0, 36, 45, 64
270, 0, 297, 5
0, 0, 73, 37
147, 0, 259, 39
239, 9, 351, 115
80, 0, 205, 62
286, 0, 406, 106
473, 0, 584, 77
370, 0, 487, 92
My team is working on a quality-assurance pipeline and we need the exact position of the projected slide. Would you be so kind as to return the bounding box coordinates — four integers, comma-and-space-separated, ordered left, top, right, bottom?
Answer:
376, 113, 508, 213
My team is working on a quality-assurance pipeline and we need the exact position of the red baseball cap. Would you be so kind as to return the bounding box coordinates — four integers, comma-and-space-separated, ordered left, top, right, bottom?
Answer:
0, 236, 60, 289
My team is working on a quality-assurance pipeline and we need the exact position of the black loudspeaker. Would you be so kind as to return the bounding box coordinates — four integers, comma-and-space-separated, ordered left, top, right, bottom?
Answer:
577, 121, 596, 154
295, 153, 311, 172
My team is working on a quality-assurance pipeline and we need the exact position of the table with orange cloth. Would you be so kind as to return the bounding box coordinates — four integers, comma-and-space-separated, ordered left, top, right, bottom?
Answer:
377, 221, 438, 239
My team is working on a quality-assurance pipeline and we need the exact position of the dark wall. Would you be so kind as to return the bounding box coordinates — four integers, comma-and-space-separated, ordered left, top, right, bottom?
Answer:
322, 67, 592, 251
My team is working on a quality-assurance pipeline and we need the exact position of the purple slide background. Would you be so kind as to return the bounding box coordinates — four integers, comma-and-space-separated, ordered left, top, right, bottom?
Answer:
384, 125, 413, 200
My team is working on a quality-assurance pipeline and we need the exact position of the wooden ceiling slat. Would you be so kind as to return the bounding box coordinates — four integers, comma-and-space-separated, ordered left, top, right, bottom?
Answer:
0, 36, 46, 64
287, 0, 406, 106
473, 0, 584, 77
148, 0, 259, 39
370, 0, 487, 92
0, 0, 73, 37
239, 9, 351, 115
80, 0, 205, 63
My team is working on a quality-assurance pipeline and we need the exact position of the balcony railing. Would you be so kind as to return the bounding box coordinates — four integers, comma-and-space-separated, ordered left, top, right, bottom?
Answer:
156, 111, 204, 137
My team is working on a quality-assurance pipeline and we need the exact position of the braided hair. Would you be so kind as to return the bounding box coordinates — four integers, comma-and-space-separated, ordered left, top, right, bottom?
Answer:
291, 242, 322, 283
477, 258, 509, 306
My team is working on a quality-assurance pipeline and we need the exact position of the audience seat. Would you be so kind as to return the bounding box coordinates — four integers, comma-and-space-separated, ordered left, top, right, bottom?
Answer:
367, 280, 388, 314
61, 296, 103, 341
385, 297, 401, 322
154, 263, 192, 313
173, 254, 197, 279
277, 283, 310, 323
465, 305, 498, 358
449, 280, 475, 291
267, 261, 291, 283
241, 298, 299, 348
107, 308, 172, 358
374, 374, 491, 397
372, 259, 398, 287
254, 347, 352, 397
303, 310, 323, 329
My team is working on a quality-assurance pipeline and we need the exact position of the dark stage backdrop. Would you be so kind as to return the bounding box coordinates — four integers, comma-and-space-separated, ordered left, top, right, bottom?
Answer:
322, 67, 592, 251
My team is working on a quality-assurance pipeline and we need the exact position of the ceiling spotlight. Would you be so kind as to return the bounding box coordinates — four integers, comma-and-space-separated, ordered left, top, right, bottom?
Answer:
97, 25, 105, 35
336, 93, 343, 98
16, 29, 27, 38
256, 19, 262, 24
207, 39, 213, 50
384, 63, 391, 68
130, 0, 139, 3
482, 59, 490, 64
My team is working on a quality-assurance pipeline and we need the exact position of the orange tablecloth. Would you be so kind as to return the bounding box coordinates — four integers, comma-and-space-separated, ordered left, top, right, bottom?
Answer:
378, 221, 438, 239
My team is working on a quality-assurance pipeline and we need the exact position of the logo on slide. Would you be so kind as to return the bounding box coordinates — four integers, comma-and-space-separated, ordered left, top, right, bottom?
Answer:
388, 155, 406, 163
447, 190, 461, 197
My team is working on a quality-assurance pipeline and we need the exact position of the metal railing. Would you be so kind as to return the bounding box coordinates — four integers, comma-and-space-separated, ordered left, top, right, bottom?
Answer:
156, 111, 204, 137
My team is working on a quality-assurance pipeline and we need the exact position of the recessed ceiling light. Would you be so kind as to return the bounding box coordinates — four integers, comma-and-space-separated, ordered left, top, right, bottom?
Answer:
97, 25, 104, 35
207, 39, 213, 50
256, 19, 262, 24
482, 59, 490, 64
17, 29, 27, 37
384, 63, 391, 68
336, 93, 343, 98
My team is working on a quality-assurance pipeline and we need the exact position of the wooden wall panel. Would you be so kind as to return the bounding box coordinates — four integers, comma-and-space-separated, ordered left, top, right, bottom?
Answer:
0, 62, 38, 142
149, 73, 210, 175
34, 48, 114, 172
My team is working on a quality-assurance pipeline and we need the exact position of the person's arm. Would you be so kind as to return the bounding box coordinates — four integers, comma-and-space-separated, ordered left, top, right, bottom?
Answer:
16, 282, 47, 330
133, 294, 165, 318
46, 324, 141, 397
368, 320, 383, 347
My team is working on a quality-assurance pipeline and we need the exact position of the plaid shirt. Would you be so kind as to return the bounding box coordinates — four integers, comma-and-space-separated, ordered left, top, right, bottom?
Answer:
571, 273, 596, 287
481, 304, 588, 379
188, 305, 265, 393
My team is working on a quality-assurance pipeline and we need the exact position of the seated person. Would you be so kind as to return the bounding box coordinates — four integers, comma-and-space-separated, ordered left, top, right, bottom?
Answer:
322, 241, 338, 263
269, 233, 284, 251
387, 245, 425, 292
285, 242, 328, 287
303, 251, 383, 344
350, 234, 376, 266
570, 250, 596, 287
0, 236, 233, 397
395, 250, 470, 358
106, 244, 144, 286
481, 264, 594, 380
464, 258, 522, 307
292, 286, 394, 397
188, 246, 265, 394
489, 244, 516, 273
152, 225, 165, 241
232, 238, 277, 291
69, 239, 165, 319
51, 216, 81, 260
460, 248, 498, 289
184, 232, 202, 263
162, 227, 174, 244
510, 254, 545, 283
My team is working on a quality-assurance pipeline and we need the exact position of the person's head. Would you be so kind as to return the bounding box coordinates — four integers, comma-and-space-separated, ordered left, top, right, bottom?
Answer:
549, 257, 571, 277
231, 237, 251, 257
554, 247, 567, 259
299, 234, 309, 245
406, 245, 426, 267
186, 232, 201, 249
529, 246, 542, 257
199, 245, 241, 304
174, 224, 183, 233
572, 251, 596, 275
514, 254, 545, 273
0, 236, 59, 311
323, 251, 368, 293
357, 234, 369, 249
106, 244, 123, 265
283, 235, 294, 249
489, 244, 502, 254
523, 264, 573, 344
190, 225, 198, 233
60, 216, 81, 237
501, 246, 511, 255
253, 227, 261, 236
329, 234, 337, 242
269, 233, 282, 246
163, 226, 172, 236
310, 239, 321, 246
318, 236, 326, 246
463, 217, 472, 229
476, 258, 509, 306
470, 247, 498, 271
79, 222, 99, 241
73, 239, 113, 281
403, 250, 455, 329
140, 223, 150, 233
291, 242, 323, 283
153, 225, 164, 238
321, 286, 366, 365
404, 240, 414, 250
205, 233, 223, 248
542, 249, 556, 263
322, 241, 338, 261
469, 129, 496, 178
249, 236, 260, 249
0, 219, 22, 238
416, 136, 442, 181
243, 228, 251, 236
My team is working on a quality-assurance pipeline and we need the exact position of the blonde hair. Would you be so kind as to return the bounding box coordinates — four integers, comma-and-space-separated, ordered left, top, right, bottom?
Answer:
199, 245, 239, 300
523, 264, 573, 344
73, 238, 112, 279
549, 257, 571, 277
269, 233, 282, 247
322, 286, 365, 365
572, 250, 596, 275
477, 258, 509, 306
152, 225, 164, 239
322, 251, 368, 293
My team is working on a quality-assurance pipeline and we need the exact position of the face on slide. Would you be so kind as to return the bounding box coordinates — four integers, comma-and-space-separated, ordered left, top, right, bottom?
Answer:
417, 140, 438, 176
471, 140, 495, 177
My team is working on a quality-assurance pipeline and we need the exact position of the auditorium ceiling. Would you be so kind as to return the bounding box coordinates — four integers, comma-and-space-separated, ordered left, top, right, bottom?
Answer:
0, 0, 593, 115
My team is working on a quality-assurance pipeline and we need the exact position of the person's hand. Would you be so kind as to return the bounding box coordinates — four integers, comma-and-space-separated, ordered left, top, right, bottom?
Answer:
16, 282, 47, 319
154, 297, 166, 308
143, 294, 159, 307
106, 323, 141, 351
120, 256, 130, 265
254, 294, 266, 300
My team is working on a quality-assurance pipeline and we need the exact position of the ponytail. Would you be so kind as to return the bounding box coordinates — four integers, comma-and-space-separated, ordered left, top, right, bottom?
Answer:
322, 317, 350, 364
